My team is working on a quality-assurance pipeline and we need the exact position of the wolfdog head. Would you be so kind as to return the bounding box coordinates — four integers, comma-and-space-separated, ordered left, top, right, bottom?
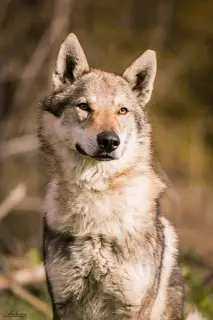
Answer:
39, 34, 157, 181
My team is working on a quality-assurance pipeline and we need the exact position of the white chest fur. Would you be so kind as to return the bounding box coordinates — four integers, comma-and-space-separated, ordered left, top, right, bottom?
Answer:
45, 170, 161, 316
45, 172, 157, 237
47, 232, 156, 311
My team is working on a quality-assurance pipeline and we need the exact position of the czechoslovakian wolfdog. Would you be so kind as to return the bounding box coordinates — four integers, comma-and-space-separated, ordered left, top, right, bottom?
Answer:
38, 33, 204, 320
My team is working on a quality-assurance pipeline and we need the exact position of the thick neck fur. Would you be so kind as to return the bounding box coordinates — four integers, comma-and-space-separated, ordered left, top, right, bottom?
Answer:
43, 136, 166, 239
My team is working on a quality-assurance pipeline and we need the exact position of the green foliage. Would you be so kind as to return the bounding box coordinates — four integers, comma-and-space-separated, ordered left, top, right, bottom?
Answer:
26, 248, 41, 268
183, 250, 213, 319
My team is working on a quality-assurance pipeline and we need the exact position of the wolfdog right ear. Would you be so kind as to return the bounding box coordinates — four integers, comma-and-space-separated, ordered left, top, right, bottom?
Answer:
52, 33, 90, 91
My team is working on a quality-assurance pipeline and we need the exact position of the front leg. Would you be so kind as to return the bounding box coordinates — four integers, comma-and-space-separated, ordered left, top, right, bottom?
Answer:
162, 263, 184, 320
43, 218, 78, 320
52, 302, 81, 320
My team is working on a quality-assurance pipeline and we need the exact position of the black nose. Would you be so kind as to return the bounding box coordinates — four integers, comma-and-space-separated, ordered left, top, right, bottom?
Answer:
97, 131, 120, 153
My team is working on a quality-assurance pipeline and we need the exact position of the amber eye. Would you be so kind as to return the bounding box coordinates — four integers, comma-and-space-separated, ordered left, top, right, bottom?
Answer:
118, 107, 128, 115
77, 103, 90, 112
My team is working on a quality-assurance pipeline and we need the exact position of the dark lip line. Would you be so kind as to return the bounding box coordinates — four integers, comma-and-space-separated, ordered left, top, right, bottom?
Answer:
75, 144, 115, 161
76, 143, 88, 156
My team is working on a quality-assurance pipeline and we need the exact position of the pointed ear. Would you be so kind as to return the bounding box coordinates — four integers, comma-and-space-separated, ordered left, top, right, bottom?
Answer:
52, 33, 90, 91
122, 50, 157, 106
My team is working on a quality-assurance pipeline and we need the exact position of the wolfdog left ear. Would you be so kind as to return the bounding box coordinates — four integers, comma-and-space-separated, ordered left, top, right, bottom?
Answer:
122, 50, 157, 106
52, 33, 90, 91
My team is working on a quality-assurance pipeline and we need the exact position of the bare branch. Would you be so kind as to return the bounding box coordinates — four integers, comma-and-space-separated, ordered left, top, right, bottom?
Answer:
7, 256, 28, 269
0, 263, 51, 317
0, 263, 45, 290
15, 196, 42, 213
0, 0, 12, 28
48, 0, 73, 88
0, 134, 38, 159
12, 0, 73, 109
12, 27, 51, 108
0, 183, 26, 222
9, 280, 52, 318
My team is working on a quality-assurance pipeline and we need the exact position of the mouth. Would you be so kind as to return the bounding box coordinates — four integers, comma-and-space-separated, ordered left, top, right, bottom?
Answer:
76, 144, 116, 161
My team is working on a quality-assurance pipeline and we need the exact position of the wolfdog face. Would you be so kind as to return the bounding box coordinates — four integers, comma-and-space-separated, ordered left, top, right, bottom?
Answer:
41, 34, 156, 168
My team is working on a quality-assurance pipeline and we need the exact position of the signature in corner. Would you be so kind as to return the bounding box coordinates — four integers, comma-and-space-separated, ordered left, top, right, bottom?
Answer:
1, 310, 27, 318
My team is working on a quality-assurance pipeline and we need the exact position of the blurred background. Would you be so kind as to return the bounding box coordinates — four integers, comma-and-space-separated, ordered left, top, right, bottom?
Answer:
0, 0, 213, 319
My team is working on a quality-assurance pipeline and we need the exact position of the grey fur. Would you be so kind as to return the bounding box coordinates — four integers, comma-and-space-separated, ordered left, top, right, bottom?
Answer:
38, 33, 185, 320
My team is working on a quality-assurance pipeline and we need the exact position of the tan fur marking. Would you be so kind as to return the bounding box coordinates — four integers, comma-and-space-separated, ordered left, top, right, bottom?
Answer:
89, 110, 120, 133
108, 167, 140, 190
